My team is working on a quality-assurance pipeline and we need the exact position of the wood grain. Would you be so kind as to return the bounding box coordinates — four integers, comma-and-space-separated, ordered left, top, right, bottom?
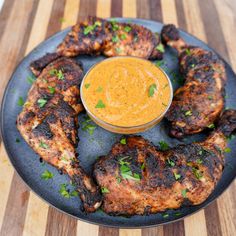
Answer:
0, 0, 235, 235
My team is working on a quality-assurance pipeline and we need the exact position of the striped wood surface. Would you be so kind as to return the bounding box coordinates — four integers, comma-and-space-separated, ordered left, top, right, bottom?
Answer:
0, 0, 235, 235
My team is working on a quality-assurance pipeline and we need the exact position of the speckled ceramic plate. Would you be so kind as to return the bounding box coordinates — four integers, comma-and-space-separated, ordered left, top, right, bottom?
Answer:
1, 18, 236, 228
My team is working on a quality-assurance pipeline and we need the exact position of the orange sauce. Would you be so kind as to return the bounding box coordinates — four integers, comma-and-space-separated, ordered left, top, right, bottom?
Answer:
81, 57, 172, 127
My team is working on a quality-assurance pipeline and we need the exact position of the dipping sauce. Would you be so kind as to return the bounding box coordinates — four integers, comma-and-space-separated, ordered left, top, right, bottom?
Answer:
81, 57, 172, 133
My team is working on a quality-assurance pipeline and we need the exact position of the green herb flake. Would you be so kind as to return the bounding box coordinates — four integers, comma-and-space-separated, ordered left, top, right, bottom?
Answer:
174, 172, 181, 180
37, 98, 47, 108
81, 116, 97, 135
120, 34, 127, 40
120, 138, 126, 145
39, 141, 48, 149
95, 99, 105, 108
175, 212, 182, 216
85, 83, 90, 89
112, 35, 119, 43
156, 43, 165, 53
208, 95, 213, 100
191, 64, 195, 68
49, 69, 64, 80
41, 170, 54, 180
185, 48, 191, 56
16, 138, 20, 143
141, 162, 145, 170
59, 184, 70, 198
181, 189, 187, 198
185, 110, 192, 116
162, 213, 169, 218
70, 190, 79, 197
115, 47, 122, 53
198, 150, 203, 155
124, 25, 132, 33
167, 158, 175, 167
48, 86, 55, 94
159, 141, 169, 151
17, 97, 24, 106
208, 123, 215, 129
26, 75, 36, 84
155, 60, 164, 67
116, 176, 122, 184
101, 187, 110, 194
110, 20, 119, 31
224, 147, 231, 153
148, 84, 157, 97
196, 158, 203, 164
192, 167, 203, 179
96, 86, 103, 92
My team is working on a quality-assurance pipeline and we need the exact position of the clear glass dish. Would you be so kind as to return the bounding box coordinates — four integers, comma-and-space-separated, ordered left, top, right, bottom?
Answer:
80, 56, 173, 134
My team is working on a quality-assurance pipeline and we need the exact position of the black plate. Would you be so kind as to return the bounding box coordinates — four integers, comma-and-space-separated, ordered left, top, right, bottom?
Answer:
1, 18, 236, 228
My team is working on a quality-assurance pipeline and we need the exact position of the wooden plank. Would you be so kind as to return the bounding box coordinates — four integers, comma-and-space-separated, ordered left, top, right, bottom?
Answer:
78, 0, 97, 21
137, 0, 150, 19
215, 0, 236, 71
61, 0, 80, 29
174, 0, 187, 29
182, 0, 206, 42
184, 210, 207, 236
122, 0, 136, 18
0, 173, 30, 236
46, 0, 66, 38
120, 229, 142, 236
76, 221, 99, 236
149, 0, 162, 22
111, 0, 122, 17
161, 0, 178, 24
98, 227, 119, 236
45, 207, 77, 236
142, 227, 164, 236
97, 0, 111, 18
164, 221, 185, 236
0, 144, 14, 230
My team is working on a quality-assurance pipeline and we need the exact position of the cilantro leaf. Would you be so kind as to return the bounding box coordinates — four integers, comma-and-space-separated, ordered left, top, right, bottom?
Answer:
17, 97, 24, 106
95, 99, 105, 108
156, 43, 165, 53
148, 84, 157, 97
120, 138, 126, 145
37, 98, 47, 108
41, 170, 54, 180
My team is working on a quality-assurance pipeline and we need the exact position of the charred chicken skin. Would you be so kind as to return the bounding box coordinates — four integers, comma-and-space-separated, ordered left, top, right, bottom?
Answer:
94, 110, 236, 216
17, 57, 102, 212
30, 16, 164, 76
161, 24, 226, 138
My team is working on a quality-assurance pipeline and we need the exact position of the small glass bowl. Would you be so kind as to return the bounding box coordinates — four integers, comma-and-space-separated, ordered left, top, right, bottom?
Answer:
80, 56, 173, 134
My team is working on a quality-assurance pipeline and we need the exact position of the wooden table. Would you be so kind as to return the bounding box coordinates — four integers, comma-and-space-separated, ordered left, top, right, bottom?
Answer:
0, 0, 235, 235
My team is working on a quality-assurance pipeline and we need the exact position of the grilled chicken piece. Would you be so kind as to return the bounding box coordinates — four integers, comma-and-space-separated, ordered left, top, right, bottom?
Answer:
17, 57, 101, 212
30, 16, 164, 76
94, 110, 236, 216
161, 24, 226, 138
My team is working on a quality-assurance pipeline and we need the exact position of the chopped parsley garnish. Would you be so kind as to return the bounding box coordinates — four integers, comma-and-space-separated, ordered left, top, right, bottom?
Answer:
192, 167, 203, 179
85, 83, 90, 89
120, 34, 127, 40
185, 110, 192, 116
39, 141, 48, 149
181, 189, 187, 198
124, 25, 131, 33
148, 84, 157, 97
162, 213, 169, 218
16, 138, 20, 143
115, 47, 122, 53
196, 158, 203, 164
49, 69, 64, 80
41, 170, 54, 180
191, 64, 195, 68
37, 98, 47, 108
112, 35, 119, 43
119, 157, 141, 181
175, 212, 182, 216
156, 43, 165, 53
82, 116, 97, 135
185, 48, 191, 56
224, 147, 231, 153
198, 150, 203, 155
96, 86, 103, 92
174, 172, 181, 180
208, 123, 215, 129
159, 141, 169, 151
59, 183, 78, 198
208, 95, 213, 100
95, 99, 105, 108
26, 75, 36, 84
141, 162, 145, 170
48, 86, 55, 94
17, 97, 24, 106
167, 158, 175, 167
110, 20, 119, 31
101, 187, 110, 194
84, 21, 101, 35
120, 138, 126, 145
116, 176, 122, 184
